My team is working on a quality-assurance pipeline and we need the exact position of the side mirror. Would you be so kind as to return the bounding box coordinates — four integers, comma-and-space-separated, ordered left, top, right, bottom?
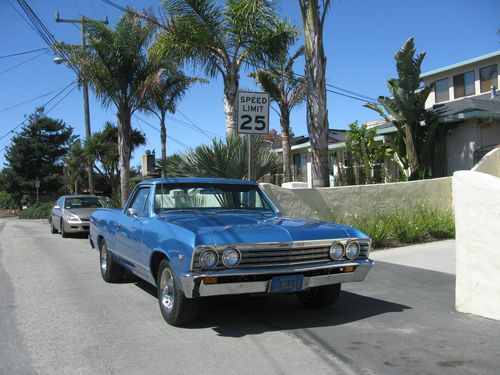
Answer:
54, 205, 60, 210
127, 208, 138, 217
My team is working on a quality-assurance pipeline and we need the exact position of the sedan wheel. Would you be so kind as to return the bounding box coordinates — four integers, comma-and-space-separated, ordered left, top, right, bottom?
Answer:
60, 220, 68, 238
157, 260, 199, 326
50, 221, 58, 234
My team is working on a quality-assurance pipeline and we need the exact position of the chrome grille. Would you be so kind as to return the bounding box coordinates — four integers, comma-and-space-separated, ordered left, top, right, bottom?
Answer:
192, 239, 371, 272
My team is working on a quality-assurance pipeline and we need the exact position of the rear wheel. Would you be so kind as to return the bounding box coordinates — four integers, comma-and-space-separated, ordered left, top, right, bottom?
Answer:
60, 220, 69, 238
50, 221, 58, 234
99, 240, 124, 282
296, 284, 341, 308
157, 260, 199, 326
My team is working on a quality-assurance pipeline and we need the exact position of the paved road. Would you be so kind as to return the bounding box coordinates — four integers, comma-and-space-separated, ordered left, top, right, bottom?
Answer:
1, 218, 499, 375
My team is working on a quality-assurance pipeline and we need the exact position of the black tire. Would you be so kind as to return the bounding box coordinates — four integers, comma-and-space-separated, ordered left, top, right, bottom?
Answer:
297, 283, 341, 308
60, 220, 68, 238
50, 221, 58, 234
157, 260, 199, 326
99, 240, 124, 282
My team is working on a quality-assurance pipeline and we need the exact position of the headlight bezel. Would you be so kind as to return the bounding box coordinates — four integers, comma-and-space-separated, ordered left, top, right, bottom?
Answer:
199, 248, 219, 269
66, 213, 81, 223
221, 247, 241, 268
345, 241, 361, 260
329, 241, 345, 260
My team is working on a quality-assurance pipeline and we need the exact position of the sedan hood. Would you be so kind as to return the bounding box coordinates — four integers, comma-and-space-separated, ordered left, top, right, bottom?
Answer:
164, 211, 367, 245
67, 208, 97, 220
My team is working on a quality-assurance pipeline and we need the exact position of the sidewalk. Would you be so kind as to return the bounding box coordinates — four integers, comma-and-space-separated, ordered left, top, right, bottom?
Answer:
370, 239, 456, 275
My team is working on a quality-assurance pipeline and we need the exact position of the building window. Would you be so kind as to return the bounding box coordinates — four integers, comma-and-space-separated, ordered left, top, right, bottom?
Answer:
434, 78, 449, 103
453, 71, 475, 98
293, 153, 307, 181
480, 64, 498, 93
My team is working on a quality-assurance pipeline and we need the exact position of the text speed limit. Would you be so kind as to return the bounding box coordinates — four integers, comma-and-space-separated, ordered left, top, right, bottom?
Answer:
237, 91, 270, 134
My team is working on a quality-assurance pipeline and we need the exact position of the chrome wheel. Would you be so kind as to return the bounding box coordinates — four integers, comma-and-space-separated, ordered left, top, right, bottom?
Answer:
159, 267, 175, 313
100, 246, 108, 273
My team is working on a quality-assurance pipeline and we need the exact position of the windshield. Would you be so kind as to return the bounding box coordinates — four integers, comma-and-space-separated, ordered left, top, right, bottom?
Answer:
153, 183, 273, 213
64, 197, 104, 209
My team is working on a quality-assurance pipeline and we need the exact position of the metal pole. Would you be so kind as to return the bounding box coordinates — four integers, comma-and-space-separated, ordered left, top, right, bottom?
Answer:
248, 134, 256, 181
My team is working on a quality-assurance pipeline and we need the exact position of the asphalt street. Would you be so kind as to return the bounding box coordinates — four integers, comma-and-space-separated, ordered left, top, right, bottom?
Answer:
1, 217, 499, 375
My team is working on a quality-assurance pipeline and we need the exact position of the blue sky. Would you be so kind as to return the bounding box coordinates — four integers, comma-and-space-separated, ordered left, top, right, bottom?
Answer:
1, 0, 499, 168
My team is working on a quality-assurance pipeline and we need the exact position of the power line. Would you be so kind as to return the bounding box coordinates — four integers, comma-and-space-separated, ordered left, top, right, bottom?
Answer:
0, 84, 77, 114
133, 115, 189, 149
0, 81, 76, 143
0, 47, 48, 59
0, 50, 48, 76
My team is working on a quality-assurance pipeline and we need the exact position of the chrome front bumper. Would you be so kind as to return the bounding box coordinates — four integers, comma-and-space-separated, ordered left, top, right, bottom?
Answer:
179, 259, 374, 298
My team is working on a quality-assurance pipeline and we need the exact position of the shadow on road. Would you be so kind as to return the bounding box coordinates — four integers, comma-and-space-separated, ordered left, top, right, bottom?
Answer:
131, 278, 410, 336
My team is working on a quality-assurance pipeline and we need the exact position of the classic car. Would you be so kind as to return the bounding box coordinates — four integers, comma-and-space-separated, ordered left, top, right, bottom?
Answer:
51, 195, 106, 237
89, 178, 374, 326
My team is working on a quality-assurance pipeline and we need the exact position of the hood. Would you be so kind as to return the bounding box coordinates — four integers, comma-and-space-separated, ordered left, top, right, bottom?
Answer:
67, 207, 97, 220
164, 211, 367, 245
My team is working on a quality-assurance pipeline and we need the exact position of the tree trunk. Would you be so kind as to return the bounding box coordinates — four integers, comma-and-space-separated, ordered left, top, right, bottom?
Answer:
118, 109, 132, 207
280, 108, 293, 182
404, 125, 419, 179
160, 112, 167, 178
300, 0, 330, 187
223, 71, 239, 138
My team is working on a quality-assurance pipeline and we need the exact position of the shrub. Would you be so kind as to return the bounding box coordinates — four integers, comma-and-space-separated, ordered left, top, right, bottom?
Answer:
0, 191, 17, 209
331, 205, 455, 249
18, 202, 54, 220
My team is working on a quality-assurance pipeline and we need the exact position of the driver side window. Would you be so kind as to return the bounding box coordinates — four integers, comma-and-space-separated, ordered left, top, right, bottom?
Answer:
128, 187, 151, 217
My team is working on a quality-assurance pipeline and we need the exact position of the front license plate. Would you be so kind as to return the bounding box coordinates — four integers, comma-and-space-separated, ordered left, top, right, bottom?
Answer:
268, 275, 304, 294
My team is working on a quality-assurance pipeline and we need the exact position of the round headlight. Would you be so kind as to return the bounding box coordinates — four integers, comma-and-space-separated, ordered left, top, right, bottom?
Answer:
346, 241, 360, 259
222, 247, 241, 268
199, 249, 218, 269
330, 242, 345, 260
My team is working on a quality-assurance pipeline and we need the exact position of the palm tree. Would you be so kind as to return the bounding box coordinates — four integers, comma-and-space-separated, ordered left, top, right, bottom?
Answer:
65, 140, 86, 194
61, 15, 155, 205
166, 136, 278, 180
365, 38, 437, 180
250, 46, 306, 182
84, 122, 146, 198
152, 0, 296, 137
142, 63, 206, 177
298, 0, 331, 187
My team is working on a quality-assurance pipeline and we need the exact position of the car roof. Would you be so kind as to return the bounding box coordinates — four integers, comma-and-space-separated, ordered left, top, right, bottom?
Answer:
60, 195, 100, 199
136, 177, 258, 186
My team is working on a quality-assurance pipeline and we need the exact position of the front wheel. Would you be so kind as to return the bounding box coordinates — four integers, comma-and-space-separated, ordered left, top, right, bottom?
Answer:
99, 240, 124, 282
296, 284, 341, 308
157, 260, 199, 326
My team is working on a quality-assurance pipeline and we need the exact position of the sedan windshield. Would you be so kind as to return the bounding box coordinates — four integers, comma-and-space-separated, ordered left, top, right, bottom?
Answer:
154, 183, 273, 213
64, 197, 104, 209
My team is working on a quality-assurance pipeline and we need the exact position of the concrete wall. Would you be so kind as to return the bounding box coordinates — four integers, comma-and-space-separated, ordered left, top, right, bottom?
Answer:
453, 170, 500, 321
260, 177, 452, 220
473, 146, 500, 178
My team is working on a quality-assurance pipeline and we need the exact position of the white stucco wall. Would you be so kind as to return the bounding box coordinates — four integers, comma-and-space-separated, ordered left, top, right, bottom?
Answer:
473, 147, 500, 178
453, 170, 500, 321
260, 177, 452, 220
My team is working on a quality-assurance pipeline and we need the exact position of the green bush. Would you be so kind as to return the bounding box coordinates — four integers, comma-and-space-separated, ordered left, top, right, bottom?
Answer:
0, 191, 17, 209
331, 205, 455, 249
18, 202, 54, 220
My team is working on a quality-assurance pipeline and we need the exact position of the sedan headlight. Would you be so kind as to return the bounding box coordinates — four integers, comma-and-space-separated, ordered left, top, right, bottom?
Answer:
199, 249, 218, 269
66, 213, 81, 223
330, 241, 345, 260
346, 241, 360, 259
221, 247, 241, 268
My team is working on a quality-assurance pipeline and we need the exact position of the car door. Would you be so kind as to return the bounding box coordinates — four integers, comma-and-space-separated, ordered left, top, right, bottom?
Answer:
114, 186, 152, 277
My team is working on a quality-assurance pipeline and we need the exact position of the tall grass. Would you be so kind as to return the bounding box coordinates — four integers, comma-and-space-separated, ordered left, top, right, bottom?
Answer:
331, 205, 455, 249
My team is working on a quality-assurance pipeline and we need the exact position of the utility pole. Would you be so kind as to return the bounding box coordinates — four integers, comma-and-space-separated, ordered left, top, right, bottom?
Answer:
55, 12, 108, 195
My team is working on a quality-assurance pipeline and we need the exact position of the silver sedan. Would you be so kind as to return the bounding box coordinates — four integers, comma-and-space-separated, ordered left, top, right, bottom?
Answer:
50, 195, 106, 238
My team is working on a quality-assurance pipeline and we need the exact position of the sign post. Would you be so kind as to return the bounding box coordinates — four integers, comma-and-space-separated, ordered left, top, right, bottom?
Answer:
237, 91, 270, 181
34, 179, 40, 203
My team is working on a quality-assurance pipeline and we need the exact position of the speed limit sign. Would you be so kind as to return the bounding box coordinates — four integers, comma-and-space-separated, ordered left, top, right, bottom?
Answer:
237, 91, 270, 134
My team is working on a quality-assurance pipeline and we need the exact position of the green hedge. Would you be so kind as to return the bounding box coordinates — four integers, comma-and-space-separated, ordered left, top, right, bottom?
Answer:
331, 205, 455, 249
0, 191, 17, 210
18, 202, 54, 220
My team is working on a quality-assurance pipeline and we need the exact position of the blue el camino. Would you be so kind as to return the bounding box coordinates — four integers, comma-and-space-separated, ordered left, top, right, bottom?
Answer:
89, 178, 374, 326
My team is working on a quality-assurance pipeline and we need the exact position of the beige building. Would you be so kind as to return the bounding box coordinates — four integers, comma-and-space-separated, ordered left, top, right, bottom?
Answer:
275, 50, 500, 186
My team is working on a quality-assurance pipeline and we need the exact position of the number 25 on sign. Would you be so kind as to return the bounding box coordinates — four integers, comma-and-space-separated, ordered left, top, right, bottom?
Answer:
237, 91, 270, 134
